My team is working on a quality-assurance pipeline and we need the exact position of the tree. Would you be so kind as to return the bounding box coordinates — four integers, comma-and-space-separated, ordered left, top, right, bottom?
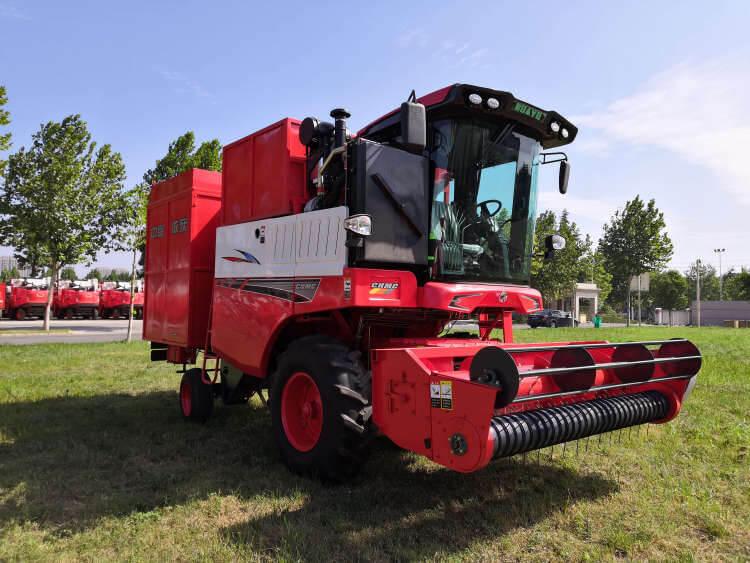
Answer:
577, 235, 612, 306
85, 268, 103, 280
530, 210, 587, 307
0, 266, 19, 282
60, 266, 78, 281
650, 270, 688, 325
0, 115, 128, 330
724, 268, 750, 301
142, 131, 221, 186
599, 197, 673, 309
117, 184, 148, 341
685, 262, 720, 302
0, 85, 11, 177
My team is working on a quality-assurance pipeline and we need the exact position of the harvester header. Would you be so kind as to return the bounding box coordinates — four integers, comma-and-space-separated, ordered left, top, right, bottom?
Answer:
143, 84, 700, 481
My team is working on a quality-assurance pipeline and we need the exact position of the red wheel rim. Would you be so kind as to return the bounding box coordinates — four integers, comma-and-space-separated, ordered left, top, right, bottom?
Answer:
281, 371, 323, 452
180, 381, 192, 416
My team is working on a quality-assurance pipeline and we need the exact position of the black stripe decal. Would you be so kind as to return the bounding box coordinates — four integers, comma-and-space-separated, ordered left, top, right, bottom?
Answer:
217, 278, 320, 303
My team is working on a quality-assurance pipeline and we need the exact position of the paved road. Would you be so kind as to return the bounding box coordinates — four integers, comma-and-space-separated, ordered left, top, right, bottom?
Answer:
0, 318, 143, 344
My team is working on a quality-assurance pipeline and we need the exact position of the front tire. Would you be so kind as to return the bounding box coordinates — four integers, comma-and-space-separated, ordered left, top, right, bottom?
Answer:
179, 368, 214, 422
271, 336, 372, 482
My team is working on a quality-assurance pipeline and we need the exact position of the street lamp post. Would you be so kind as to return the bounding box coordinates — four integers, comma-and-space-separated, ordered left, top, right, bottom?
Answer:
714, 248, 726, 301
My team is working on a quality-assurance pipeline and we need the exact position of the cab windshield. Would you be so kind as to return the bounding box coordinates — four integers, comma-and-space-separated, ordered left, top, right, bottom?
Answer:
430, 118, 540, 284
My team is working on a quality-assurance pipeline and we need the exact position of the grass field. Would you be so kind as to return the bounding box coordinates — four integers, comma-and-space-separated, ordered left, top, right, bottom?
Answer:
0, 327, 748, 561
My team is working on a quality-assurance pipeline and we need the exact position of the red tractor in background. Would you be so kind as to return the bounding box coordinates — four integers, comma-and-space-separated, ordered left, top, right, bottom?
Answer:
7, 278, 50, 320
53, 279, 100, 319
145, 84, 701, 481
100, 281, 144, 319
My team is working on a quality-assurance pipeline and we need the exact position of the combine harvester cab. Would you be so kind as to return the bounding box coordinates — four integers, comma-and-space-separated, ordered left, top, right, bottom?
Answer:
145, 84, 701, 480
100, 281, 144, 319
54, 279, 100, 319
8, 278, 50, 320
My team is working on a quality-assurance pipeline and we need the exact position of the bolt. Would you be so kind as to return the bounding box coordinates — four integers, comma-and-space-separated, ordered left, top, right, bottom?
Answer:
450, 433, 468, 456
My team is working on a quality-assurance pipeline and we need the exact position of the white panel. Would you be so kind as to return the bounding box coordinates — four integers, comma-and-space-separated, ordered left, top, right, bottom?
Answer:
295, 206, 348, 277
214, 206, 348, 279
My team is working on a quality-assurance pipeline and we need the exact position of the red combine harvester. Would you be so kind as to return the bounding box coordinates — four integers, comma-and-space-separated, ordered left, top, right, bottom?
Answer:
100, 281, 144, 319
53, 279, 100, 319
7, 278, 50, 320
145, 85, 701, 480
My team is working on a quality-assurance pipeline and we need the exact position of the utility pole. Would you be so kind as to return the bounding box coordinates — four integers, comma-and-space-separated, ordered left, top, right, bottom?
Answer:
714, 248, 726, 301
696, 259, 701, 327
637, 274, 642, 327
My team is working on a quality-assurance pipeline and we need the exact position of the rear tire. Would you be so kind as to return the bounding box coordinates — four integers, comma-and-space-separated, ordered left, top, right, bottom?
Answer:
179, 368, 214, 422
15, 308, 26, 321
271, 335, 372, 482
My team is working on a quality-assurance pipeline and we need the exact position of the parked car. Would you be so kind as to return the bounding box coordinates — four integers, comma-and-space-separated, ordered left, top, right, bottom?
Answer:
527, 309, 574, 328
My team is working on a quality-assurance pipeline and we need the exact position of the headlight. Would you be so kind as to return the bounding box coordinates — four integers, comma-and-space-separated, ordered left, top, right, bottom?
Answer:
468, 93, 483, 105
344, 214, 372, 236
561, 128, 569, 139
550, 121, 561, 133
486, 97, 500, 110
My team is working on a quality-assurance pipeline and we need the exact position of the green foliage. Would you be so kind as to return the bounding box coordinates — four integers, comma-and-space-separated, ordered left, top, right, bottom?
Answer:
530, 209, 587, 305
650, 270, 688, 310
0, 85, 11, 177
59, 266, 78, 282
0, 114, 128, 327
599, 197, 673, 306
724, 268, 750, 301
102, 269, 130, 282
0, 266, 19, 282
685, 261, 719, 302
577, 234, 612, 306
85, 268, 103, 281
142, 131, 221, 186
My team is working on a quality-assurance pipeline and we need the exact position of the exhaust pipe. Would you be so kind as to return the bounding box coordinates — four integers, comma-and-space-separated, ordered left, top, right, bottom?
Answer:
489, 391, 669, 459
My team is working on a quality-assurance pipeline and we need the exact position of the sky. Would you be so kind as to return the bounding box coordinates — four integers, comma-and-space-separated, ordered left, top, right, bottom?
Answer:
1, 0, 749, 277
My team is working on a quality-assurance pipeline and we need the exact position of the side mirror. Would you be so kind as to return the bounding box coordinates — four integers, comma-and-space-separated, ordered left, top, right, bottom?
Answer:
559, 160, 570, 194
400, 101, 426, 154
544, 234, 566, 260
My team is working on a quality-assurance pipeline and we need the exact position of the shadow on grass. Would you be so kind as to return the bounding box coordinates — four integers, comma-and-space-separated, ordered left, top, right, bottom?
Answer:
0, 391, 617, 559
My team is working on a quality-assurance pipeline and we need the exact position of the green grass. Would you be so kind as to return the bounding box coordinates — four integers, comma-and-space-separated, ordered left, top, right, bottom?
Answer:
0, 328, 748, 561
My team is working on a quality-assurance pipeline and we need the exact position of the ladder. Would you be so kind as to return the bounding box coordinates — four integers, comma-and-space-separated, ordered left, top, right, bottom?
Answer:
200, 294, 221, 386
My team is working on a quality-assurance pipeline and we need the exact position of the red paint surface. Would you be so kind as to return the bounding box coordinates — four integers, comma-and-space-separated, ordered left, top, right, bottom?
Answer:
143, 168, 222, 348
221, 118, 307, 226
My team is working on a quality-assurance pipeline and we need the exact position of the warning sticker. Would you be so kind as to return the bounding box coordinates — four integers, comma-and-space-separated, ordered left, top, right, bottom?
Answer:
431, 380, 453, 410
430, 383, 441, 408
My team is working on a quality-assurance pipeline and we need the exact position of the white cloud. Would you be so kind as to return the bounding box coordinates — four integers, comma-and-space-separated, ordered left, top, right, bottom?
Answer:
156, 68, 211, 99
396, 28, 428, 49
575, 56, 750, 205
0, 3, 30, 19
537, 191, 617, 224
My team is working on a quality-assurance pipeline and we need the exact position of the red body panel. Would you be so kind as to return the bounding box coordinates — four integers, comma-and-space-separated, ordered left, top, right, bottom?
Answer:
143, 169, 222, 348
10, 287, 49, 309
54, 289, 100, 310
0, 283, 5, 313
221, 118, 307, 226
99, 289, 144, 308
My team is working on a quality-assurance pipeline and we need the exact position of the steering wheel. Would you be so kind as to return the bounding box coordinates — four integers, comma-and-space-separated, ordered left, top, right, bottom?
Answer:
477, 199, 502, 218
